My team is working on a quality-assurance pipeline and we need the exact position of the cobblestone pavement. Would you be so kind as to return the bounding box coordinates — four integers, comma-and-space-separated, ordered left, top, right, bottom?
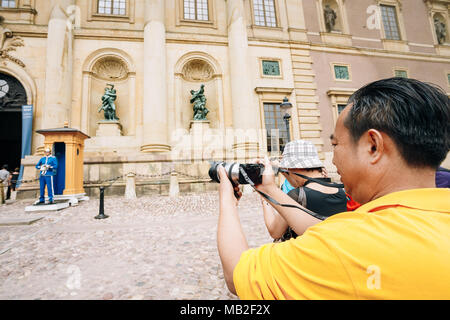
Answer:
0, 192, 272, 300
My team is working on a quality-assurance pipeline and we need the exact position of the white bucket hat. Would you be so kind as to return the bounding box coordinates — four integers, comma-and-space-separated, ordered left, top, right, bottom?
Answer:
280, 140, 324, 169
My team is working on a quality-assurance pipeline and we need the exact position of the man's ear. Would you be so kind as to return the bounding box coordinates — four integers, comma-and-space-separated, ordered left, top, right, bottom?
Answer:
365, 129, 384, 164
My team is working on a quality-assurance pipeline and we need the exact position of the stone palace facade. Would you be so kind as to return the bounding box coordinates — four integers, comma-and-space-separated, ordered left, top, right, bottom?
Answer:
1, 0, 450, 197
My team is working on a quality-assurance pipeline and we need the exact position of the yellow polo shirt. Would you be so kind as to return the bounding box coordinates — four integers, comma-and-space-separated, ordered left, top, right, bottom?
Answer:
233, 188, 450, 300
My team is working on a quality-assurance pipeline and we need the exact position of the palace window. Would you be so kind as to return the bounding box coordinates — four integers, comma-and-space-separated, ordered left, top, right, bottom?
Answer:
337, 104, 347, 115
97, 0, 126, 15
1, 0, 16, 8
394, 69, 408, 78
184, 0, 209, 21
262, 60, 281, 76
332, 64, 351, 81
253, 0, 277, 27
380, 5, 401, 40
264, 102, 288, 153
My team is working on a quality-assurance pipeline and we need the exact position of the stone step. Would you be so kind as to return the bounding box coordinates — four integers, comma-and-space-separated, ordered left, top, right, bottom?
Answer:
25, 201, 70, 212
0, 216, 44, 226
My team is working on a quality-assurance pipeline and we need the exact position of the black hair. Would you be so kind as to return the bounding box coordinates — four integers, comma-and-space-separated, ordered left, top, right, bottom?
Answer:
346, 77, 450, 169
303, 167, 323, 172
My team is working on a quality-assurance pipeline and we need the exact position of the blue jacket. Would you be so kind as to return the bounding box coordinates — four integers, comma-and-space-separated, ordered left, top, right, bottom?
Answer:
36, 156, 58, 177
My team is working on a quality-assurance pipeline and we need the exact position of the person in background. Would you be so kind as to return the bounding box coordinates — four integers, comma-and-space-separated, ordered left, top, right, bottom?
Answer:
436, 166, 450, 188
262, 140, 347, 241
0, 164, 10, 204
281, 178, 294, 194
6, 167, 20, 200
35, 148, 58, 205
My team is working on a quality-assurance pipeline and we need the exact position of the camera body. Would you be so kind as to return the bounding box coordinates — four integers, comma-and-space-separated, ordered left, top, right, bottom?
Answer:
209, 162, 268, 185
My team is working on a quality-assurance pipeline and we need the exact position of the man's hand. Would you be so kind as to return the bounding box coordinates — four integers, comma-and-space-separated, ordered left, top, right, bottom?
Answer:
255, 157, 278, 194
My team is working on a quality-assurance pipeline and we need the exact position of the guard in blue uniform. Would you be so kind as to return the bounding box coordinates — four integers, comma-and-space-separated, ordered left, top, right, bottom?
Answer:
35, 147, 58, 204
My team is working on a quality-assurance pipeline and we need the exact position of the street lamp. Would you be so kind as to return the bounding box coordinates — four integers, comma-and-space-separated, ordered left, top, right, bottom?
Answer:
280, 97, 293, 143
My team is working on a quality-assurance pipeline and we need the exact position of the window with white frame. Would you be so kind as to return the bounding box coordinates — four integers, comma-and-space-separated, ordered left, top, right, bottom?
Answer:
184, 0, 209, 21
253, 0, 277, 27
264, 102, 288, 153
380, 5, 401, 40
98, 0, 126, 15
1, 0, 16, 8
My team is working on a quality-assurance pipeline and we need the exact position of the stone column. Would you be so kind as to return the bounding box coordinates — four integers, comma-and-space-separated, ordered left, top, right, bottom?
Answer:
226, 0, 260, 154
141, 0, 170, 153
42, 3, 73, 132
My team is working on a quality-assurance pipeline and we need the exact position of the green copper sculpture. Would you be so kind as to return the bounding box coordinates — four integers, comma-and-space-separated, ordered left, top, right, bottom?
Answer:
191, 84, 209, 121
98, 84, 119, 121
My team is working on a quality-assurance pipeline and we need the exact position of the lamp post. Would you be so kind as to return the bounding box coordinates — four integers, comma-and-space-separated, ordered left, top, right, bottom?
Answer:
280, 97, 293, 143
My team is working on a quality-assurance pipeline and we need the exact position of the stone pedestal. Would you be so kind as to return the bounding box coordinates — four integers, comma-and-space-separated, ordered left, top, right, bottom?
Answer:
190, 120, 211, 161
96, 120, 122, 137
25, 201, 70, 212
189, 120, 210, 132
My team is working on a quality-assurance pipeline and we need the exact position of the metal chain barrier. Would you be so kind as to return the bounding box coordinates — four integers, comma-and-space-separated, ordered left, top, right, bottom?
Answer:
15, 177, 40, 184
84, 170, 211, 187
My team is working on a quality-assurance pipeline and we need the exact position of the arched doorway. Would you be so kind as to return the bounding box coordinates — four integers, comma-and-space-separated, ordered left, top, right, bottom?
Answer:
0, 72, 27, 170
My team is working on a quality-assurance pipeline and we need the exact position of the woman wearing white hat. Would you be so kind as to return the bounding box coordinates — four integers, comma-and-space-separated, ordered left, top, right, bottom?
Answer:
262, 140, 347, 241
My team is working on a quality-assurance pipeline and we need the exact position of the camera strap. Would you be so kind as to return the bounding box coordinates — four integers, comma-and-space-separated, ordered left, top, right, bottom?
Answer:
278, 169, 345, 188
238, 167, 327, 221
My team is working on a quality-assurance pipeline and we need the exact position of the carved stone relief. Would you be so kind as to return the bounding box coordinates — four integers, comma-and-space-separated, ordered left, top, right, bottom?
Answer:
0, 16, 25, 68
92, 57, 129, 81
182, 59, 214, 82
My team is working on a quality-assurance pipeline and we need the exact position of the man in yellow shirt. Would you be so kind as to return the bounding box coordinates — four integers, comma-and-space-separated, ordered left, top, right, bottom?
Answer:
216, 77, 450, 299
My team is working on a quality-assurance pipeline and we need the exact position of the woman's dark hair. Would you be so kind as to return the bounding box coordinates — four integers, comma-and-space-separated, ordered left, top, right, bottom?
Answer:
346, 77, 450, 169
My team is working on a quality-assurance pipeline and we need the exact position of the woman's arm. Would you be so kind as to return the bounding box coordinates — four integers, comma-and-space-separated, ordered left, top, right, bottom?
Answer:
261, 198, 289, 239
217, 166, 248, 295
257, 158, 322, 236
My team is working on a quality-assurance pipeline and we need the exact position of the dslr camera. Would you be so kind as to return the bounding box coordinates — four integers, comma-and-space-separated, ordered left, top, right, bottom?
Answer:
209, 161, 278, 186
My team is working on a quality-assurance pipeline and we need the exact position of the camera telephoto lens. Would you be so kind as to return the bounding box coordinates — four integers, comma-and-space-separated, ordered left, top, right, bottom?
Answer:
208, 162, 240, 185
208, 162, 266, 185
208, 161, 225, 183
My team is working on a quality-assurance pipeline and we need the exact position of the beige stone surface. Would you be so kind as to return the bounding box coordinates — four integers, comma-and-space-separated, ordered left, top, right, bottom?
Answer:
0, 192, 271, 300
2, 0, 449, 194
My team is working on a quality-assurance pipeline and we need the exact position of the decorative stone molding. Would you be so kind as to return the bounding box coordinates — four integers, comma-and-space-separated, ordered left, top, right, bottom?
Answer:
92, 57, 129, 81
316, 0, 352, 46
0, 17, 25, 68
181, 59, 214, 82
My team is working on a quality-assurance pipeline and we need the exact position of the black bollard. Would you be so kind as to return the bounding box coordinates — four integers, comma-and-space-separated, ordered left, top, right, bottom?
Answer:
95, 186, 109, 219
